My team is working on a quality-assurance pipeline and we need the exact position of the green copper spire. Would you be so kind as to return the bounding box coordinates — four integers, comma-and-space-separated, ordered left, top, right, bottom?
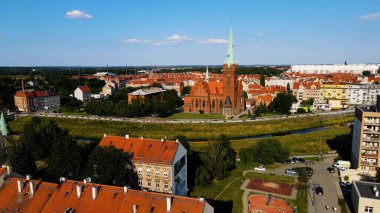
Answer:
224, 25, 237, 66
205, 66, 209, 83
0, 112, 10, 136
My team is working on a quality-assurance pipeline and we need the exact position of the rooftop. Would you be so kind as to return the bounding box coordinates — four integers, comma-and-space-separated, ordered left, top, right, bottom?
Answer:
353, 181, 380, 200
128, 87, 166, 96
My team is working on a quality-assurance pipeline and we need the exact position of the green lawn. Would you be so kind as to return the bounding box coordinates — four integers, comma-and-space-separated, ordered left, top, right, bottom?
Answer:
60, 111, 91, 117
244, 172, 295, 184
191, 125, 351, 156
168, 112, 226, 120
9, 114, 353, 141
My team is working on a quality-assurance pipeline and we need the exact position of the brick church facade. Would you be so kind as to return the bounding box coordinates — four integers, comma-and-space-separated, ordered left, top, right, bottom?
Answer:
184, 27, 244, 116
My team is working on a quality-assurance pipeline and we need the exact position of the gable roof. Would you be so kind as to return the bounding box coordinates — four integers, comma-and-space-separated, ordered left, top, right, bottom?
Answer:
98, 136, 180, 165
78, 86, 91, 93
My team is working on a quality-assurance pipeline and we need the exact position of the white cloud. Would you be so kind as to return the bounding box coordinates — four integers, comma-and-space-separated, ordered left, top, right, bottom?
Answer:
166, 34, 189, 42
65, 10, 93, 19
198, 38, 228, 44
256, 32, 263, 36
123, 38, 150, 43
252, 44, 261, 48
358, 12, 380, 21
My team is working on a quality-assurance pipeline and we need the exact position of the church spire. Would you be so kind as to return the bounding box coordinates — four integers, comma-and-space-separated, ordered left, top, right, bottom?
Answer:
205, 66, 209, 83
225, 22, 237, 66
0, 112, 10, 136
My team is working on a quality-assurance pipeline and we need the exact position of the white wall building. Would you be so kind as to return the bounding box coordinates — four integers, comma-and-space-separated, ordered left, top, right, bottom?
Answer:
74, 86, 91, 103
348, 84, 380, 105
265, 77, 294, 90
292, 64, 380, 75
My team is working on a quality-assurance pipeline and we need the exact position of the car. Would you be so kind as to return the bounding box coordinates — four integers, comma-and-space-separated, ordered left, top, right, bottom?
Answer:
254, 166, 266, 172
327, 167, 335, 173
315, 186, 324, 195
298, 158, 305, 163
284, 159, 292, 164
285, 169, 298, 175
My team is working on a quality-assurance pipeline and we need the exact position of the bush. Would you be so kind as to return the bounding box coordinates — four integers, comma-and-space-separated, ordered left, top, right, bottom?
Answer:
297, 108, 307, 113
253, 139, 290, 165
195, 166, 211, 185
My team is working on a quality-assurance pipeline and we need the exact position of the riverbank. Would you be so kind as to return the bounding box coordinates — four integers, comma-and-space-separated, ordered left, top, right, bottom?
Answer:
9, 114, 353, 141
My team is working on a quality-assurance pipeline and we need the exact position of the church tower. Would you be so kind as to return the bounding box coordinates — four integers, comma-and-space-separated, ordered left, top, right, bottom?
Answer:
222, 25, 242, 116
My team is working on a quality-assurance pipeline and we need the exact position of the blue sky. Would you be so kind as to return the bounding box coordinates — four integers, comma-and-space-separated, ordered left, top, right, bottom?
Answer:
1, 0, 380, 66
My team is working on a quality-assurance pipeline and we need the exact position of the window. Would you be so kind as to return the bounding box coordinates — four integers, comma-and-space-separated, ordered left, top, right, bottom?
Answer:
138, 167, 142, 174
365, 206, 373, 213
155, 169, 160, 176
147, 180, 151, 188
163, 169, 168, 177
146, 168, 151, 176
155, 180, 160, 188
164, 182, 169, 190
195, 99, 198, 108
138, 179, 142, 186
202, 100, 206, 108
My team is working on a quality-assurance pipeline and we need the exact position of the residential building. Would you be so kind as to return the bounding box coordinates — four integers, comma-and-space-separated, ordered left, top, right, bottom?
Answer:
74, 86, 92, 103
348, 84, 380, 105
127, 87, 166, 103
184, 26, 244, 116
14, 91, 60, 112
321, 83, 348, 100
102, 81, 118, 96
98, 135, 187, 196
351, 95, 380, 174
292, 64, 380, 75
292, 82, 322, 103
0, 172, 213, 212
351, 181, 380, 213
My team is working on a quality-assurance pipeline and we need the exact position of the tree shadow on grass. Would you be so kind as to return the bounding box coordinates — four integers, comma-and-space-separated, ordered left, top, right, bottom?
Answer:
326, 134, 352, 160
206, 199, 233, 213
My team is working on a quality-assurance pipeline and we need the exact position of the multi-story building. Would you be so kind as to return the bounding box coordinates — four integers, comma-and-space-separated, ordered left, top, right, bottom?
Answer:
351, 180, 380, 213
99, 135, 187, 196
292, 64, 380, 75
0, 170, 214, 212
351, 95, 380, 174
292, 82, 322, 103
127, 87, 166, 103
74, 86, 92, 103
348, 84, 380, 105
14, 91, 60, 112
321, 83, 348, 100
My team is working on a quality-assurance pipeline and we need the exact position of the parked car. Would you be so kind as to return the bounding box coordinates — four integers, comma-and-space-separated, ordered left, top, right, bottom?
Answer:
285, 169, 298, 175
284, 159, 292, 164
327, 167, 335, 173
254, 165, 266, 172
315, 186, 324, 195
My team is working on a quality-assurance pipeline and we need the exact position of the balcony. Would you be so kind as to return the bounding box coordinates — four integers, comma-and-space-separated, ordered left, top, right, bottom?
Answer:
362, 138, 380, 142
361, 161, 377, 166
363, 129, 380, 134
362, 146, 379, 150
361, 154, 378, 158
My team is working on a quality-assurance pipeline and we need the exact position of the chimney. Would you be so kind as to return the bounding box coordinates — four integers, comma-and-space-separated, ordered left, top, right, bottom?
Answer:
26, 174, 31, 181
17, 179, 23, 193
92, 186, 98, 200
123, 186, 128, 194
6, 165, 12, 175
103, 133, 107, 138
161, 138, 165, 143
76, 185, 82, 198
125, 134, 130, 139
29, 181, 35, 196
199, 196, 205, 202
175, 139, 179, 143
84, 178, 88, 185
166, 197, 172, 212
59, 177, 66, 183
376, 190, 379, 198
133, 204, 138, 213
140, 136, 144, 140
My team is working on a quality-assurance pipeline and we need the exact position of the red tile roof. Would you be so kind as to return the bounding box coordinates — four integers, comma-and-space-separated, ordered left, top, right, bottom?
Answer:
98, 136, 179, 165
79, 86, 91, 92
0, 178, 208, 213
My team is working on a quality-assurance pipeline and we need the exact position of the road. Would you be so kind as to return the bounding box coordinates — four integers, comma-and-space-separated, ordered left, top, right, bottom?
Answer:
22, 109, 354, 124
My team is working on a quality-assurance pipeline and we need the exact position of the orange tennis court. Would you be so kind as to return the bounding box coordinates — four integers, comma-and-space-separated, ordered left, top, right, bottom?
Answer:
248, 194, 294, 213
246, 179, 293, 197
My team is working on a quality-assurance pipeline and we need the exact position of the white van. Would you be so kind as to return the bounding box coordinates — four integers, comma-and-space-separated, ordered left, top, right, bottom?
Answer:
333, 160, 351, 170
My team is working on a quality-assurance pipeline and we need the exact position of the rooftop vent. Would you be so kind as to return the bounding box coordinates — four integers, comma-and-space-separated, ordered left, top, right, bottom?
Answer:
166, 196, 172, 212
59, 177, 67, 183
92, 186, 98, 200
17, 179, 23, 193
103, 133, 107, 137
29, 181, 35, 196
125, 134, 130, 139
26, 174, 31, 181
76, 185, 82, 198
123, 185, 128, 194
133, 204, 138, 213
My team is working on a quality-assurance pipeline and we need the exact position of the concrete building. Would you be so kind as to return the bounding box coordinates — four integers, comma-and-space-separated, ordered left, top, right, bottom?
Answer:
321, 83, 348, 100
292, 64, 380, 75
99, 135, 187, 196
74, 86, 92, 103
351, 95, 380, 174
127, 87, 166, 103
348, 84, 380, 105
292, 82, 322, 103
352, 181, 380, 213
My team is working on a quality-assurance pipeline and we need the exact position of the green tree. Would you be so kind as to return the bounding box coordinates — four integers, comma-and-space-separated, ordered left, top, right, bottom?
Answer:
239, 147, 254, 165
181, 86, 191, 96
271, 93, 297, 114
260, 75, 265, 87
86, 146, 137, 187
297, 108, 307, 113
8, 142, 37, 176
174, 135, 192, 155
47, 135, 84, 179
195, 166, 212, 185
362, 70, 371, 77
253, 139, 290, 165
300, 98, 314, 106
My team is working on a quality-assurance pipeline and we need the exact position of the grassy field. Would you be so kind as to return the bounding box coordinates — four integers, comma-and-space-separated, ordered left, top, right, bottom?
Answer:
168, 112, 226, 120
244, 172, 295, 184
9, 114, 353, 141
191, 125, 351, 156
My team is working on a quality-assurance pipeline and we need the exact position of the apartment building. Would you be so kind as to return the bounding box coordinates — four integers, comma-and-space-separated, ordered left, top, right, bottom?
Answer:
74, 86, 92, 103
351, 95, 380, 174
0, 172, 213, 212
321, 83, 348, 100
292, 64, 380, 74
98, 135, 187, 196
351, 181, 380, 213
292, 82, 322, 103
348, 84, 380, 105
14, 91, 60, 112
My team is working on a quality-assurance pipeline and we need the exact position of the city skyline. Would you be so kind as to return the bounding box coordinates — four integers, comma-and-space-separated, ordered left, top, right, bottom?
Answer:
1, 0, 380, 66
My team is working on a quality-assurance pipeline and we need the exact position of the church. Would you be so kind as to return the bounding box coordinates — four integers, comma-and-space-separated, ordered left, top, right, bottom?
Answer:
184, 27, 244, 116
